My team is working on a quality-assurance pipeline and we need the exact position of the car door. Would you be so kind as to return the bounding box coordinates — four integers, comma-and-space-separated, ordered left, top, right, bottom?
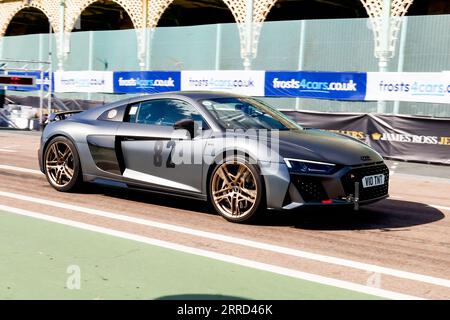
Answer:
117, 98, 209, 194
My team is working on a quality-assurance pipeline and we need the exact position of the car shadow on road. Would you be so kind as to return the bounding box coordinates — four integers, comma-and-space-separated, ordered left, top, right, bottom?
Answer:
81, 185, 445, 231
82, 183, 214, 214
257, 199, 446, 231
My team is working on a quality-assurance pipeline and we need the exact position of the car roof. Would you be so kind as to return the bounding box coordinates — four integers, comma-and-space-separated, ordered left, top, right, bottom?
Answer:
137, 91, 247, 100
75, 91, 250, 121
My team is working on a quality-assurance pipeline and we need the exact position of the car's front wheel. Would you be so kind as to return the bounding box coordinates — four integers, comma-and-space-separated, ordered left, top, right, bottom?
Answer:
44, 136, 82, 192
210, 156, 264, 223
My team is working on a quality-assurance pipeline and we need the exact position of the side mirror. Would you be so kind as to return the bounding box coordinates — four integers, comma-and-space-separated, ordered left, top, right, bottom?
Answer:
173, 119, 198, 139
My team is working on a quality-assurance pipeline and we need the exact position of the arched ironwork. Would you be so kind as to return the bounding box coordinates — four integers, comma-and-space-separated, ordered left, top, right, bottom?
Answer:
0, 0, 60, 37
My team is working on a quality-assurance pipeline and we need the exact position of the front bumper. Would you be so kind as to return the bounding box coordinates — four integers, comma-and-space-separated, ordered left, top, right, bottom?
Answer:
280, 162, 390, 210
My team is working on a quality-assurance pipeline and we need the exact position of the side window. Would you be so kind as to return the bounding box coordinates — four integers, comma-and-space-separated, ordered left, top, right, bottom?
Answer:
126, 99, 208, 128
98, 105, 127, 122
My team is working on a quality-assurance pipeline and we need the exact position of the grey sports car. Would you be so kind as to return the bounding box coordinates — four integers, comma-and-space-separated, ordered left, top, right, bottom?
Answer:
38, 92, 389, 223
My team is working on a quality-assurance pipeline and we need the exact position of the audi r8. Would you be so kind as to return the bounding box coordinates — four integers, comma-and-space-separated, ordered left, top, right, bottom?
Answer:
38, 92, 389, 223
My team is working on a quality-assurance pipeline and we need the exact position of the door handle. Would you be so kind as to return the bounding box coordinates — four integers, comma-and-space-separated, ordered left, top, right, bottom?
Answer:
122, 137, 137, 141
120, 136, 168, 142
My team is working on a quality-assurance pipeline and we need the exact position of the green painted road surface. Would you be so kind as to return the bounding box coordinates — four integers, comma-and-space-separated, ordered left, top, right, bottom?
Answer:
0, 210, 380, 300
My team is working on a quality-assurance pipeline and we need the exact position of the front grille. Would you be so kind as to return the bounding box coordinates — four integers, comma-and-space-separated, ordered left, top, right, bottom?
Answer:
291, 175, 328, 202
341, 164, 389, 201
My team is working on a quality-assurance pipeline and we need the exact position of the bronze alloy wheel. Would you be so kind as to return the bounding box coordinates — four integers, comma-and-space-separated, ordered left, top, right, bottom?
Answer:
45, 141, 75, 188
211, 160, 260, 221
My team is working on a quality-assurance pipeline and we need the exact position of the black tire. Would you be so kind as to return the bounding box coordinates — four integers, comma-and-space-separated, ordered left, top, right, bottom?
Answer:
44, 136, 83, 192
209, 155, 265, 223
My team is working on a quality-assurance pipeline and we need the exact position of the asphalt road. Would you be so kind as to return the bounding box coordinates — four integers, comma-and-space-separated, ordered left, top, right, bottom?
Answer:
0, 130, 449, 299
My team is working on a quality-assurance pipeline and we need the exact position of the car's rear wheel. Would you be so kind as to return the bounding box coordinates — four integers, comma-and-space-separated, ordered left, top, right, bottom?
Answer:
44, 136, 82, 192
210, 156, 264, 223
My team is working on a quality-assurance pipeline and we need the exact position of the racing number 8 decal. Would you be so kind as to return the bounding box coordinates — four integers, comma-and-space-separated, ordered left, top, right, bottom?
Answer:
153, 141, 176, 168
166, 141, 176, 168
153, 141, 163, 167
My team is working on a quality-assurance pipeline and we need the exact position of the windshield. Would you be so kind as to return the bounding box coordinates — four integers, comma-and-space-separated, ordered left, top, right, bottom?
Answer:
199, 97, 303, 130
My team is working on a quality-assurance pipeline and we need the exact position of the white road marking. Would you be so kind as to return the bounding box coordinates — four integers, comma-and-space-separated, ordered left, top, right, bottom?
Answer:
0, 189, 449, 289
394, 172, 450, 184
0, 204, 421, 300
429, 204, 450, 212
0, 165, 42, 175
390, 195, 450, 212
389, 162, 399, 177
0, 149, 16, 153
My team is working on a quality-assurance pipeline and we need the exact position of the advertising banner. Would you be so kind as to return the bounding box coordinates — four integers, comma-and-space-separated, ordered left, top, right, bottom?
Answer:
54, 71, 114, 93
265, 71, 367, 100
283, 110, 450, 165
5, 69, 450, 104
181, 70, 265, 96
367, 114, 450, 164
366, 72, 450, 103
113, 71, 181, 94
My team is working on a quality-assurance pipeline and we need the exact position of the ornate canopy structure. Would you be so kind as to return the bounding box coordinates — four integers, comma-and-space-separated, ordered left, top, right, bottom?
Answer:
361, 0, 414, 112
0, 0, 415, 70
361, 0, 414, 63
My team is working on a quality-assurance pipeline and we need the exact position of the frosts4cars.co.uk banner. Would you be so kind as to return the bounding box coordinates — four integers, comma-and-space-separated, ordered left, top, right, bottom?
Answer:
365, 72, 450, 104
181, 70, 265, 96
265, 71, 367, 101
54, 71, 114, 93
113, 71, 181, 94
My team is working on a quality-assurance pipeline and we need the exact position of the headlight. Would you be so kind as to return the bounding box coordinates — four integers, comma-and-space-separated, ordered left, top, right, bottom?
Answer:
284, 158, 337, 175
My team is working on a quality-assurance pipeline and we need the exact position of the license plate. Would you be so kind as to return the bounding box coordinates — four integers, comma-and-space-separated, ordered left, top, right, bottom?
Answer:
362, 174, 385, 188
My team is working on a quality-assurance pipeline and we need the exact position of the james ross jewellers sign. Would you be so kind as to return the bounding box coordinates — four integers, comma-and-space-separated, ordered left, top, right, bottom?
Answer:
284, 111, 450, 165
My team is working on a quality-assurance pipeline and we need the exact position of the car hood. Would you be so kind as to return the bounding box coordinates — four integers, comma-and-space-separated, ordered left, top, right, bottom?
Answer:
274, 129, 383, 166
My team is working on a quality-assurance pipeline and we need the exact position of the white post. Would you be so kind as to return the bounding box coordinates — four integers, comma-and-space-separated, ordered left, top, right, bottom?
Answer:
87, 31, 94, 100
141, 0, 148, 70
215, 24, 222, 70
48, 18, 53, 118
58, 0, 66, 71
377, 0, 392, 113
145, 28, 156, 71
137, 29, 147, 71
295, 20, 306, 111
88, 31, 94, 71
243, 0, 254, 70
39, 70, 44, 125
380, 0, 392, 70
393, 16, 408, 114
39, 34, 45, 125
39, 34, 45, 66
145, 29, 151, 70
297, 20, 306, 70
